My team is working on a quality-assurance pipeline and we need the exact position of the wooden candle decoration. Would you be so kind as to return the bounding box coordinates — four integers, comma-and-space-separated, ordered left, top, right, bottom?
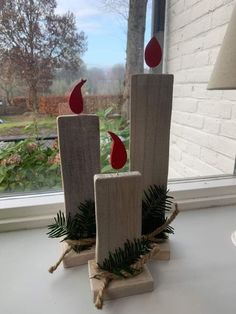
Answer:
56, 80, 100, 268
95, 172, 142, 264
130, 37, 174, 260
57, 114, 100, 219
88, 132, 154, 306
130, 36, 173, 190
130, 73, 173, 190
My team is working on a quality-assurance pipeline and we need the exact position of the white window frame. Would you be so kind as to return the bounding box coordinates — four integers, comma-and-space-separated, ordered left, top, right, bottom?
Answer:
0, 174, 236, 232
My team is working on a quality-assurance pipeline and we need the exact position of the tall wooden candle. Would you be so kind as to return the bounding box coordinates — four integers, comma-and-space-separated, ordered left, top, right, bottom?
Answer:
130, 73, 173, 191
130, 37, 174, 261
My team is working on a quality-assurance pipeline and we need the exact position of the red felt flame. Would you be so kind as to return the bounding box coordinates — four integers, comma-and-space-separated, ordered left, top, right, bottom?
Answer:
108, 131, 127, 170
145, 36, 162, 68
69, 79, 86, 114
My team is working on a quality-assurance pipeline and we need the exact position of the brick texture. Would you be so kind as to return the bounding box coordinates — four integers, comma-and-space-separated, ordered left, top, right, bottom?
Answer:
166, 0, 236, 178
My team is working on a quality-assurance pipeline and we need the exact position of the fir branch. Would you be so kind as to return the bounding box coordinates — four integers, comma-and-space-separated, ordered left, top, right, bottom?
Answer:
47, 200, 96, 252
47, 185, 176, 252
142, 185, 174, 239
98, 238, 153, 277
146, 204, 179, 240
47, 210, 68, 238
75, 200, 96, 239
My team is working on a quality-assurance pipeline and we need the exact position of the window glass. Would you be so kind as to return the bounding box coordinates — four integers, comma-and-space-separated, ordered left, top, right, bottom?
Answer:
167, 0, 236, 179
0, 0, 235, 197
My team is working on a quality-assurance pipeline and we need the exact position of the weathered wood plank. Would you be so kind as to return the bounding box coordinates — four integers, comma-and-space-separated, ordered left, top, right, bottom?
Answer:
94, 171, 142, 264
130, 74, 174, 191
89, 173, 154, 300
57, 114, 100, 218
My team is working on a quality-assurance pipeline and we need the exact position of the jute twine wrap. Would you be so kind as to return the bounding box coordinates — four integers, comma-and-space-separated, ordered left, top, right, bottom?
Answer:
92, 204, 179, 309
92, 244, 160, 310
48, 238, 95, 273
48, 203, 179, 276
145, 203, 179, 242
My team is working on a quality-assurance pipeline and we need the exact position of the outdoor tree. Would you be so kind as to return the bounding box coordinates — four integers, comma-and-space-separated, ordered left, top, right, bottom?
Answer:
0, 51, 18, 106
110, 64, 125, 94
0, 0, 87, 111
50, 62, 88, 95
86, 67, 106, 95
101, 0, 148, 118
102, 0, 129, 19
123, 0, 148, 118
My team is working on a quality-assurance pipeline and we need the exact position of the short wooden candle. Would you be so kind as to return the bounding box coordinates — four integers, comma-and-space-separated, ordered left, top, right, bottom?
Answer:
88, 171, 154, 300
95, 172, 142, 264
57, 114, 100, 267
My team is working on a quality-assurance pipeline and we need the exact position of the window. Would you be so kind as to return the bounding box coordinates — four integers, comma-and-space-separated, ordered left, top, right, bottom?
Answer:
0, 0, 235, 220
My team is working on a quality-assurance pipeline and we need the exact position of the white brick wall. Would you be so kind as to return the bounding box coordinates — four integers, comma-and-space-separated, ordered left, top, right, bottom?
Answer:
166, 0, 236, 179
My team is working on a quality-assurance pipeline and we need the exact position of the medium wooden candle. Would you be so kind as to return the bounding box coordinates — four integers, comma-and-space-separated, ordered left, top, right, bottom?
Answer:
48, 80, 100, 271
57, 114, 100, 218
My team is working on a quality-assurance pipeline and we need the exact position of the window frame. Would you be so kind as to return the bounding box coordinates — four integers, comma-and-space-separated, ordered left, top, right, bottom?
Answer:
0, 174, 235, 232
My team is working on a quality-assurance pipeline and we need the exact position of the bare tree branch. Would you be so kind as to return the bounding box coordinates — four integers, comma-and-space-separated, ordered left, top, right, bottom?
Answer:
0, 0, 87, 111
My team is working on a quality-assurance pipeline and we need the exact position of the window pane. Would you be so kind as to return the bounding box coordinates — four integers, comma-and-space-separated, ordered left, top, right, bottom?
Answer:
0, 1, 235, 197
166, 0, 236, 179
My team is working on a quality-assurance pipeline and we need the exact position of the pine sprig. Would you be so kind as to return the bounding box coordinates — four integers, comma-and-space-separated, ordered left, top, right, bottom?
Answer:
142, 185, 174, 239
76, 200, 96, 239
99, 238, 152, 277
47, 210, 68, 238
47, 185, 175, 252
47, 200, 96, 252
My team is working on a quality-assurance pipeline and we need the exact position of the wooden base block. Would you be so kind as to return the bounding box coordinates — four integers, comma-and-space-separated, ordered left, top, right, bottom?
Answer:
88, 260, 154, 301
152, 240, 170, 261
61, 242, 95, 268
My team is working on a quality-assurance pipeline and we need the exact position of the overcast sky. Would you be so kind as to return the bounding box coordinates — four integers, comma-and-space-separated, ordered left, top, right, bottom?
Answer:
56, 0, 152, 68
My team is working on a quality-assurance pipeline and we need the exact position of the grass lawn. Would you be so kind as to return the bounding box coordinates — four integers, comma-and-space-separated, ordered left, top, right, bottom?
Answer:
0, 114, 57, 138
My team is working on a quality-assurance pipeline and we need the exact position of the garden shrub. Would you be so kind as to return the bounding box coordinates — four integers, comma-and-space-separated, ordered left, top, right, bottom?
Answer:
0, 107, 129, 193
0, 138, 61, 192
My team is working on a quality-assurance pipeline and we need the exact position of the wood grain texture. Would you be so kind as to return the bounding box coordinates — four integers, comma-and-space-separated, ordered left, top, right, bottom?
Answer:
57, 114, 100, 218
61, 242, 95, 268
88, 260, 154, 301
130, 74, 174, 191
94, 172, 142, 264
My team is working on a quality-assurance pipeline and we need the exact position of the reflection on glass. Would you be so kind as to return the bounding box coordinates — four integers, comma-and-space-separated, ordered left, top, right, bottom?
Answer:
231, 231, 236, 246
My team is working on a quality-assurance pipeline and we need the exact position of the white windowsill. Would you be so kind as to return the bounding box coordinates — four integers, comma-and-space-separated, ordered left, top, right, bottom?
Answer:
0, 176, 236, 232
1, 204, 236, 313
